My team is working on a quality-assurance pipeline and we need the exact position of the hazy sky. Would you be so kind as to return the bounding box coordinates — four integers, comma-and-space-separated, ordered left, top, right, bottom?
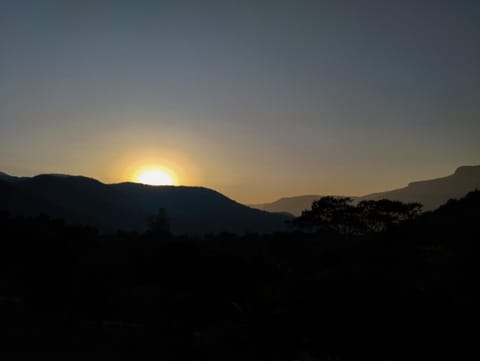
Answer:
1, 0, 479, 203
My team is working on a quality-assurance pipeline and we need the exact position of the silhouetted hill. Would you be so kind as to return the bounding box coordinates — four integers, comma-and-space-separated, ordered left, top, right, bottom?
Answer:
0, 173, 290, 234
253, 165, 480, 214
357, 165, 480, 210
0, 171, 20, 182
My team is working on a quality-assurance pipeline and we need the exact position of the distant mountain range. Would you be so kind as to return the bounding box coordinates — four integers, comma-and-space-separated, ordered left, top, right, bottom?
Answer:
0, 173, 290, 234
2, 165, 479, 233
357, 165, 480, 209
250, 195, 350, 216
252, 165, 480, 216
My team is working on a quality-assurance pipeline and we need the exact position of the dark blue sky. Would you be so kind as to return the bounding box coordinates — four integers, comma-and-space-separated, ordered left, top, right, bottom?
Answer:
1, 0, 479, 202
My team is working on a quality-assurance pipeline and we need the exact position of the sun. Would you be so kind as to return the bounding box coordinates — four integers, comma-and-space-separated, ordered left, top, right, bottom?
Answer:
136, 168, 176, 186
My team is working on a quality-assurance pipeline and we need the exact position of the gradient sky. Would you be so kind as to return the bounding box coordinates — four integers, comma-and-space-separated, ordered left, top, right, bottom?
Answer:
1, 0, 479, 203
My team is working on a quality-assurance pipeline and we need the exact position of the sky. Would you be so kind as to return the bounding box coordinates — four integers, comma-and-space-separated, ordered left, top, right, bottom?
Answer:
1, 0, 479, 203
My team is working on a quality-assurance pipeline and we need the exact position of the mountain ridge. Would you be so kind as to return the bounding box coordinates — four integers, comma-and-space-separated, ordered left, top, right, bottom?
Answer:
0, 173, 290, 234
358, 165, 480, 210
3, 165, 479, 230
250, 194, 355, 216
252, 165, 480, 215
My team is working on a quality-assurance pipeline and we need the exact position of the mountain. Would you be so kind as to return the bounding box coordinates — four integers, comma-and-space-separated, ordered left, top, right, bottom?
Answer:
357, 165, 480, 210
0, 171, 20, 182
251, 195, 324, 216
251, 166, 480, 215
252, 194, 359, 216
0, 173, 291, 234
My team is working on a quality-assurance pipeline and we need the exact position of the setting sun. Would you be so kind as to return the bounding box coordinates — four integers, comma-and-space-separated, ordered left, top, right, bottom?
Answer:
136, 168, 176, 186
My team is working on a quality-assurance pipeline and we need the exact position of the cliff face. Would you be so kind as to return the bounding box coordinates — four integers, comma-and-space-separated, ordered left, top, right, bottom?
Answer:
357, 166, 480, 210
251, 166, 480, 214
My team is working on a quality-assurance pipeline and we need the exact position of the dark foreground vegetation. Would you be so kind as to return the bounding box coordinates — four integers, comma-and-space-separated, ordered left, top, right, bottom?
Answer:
1, 192, 479, 360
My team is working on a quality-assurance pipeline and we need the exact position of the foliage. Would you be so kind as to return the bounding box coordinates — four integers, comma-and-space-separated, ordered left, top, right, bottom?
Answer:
146, 207, 171, 239
291, 196, 422, 235
0, 191, 478, 360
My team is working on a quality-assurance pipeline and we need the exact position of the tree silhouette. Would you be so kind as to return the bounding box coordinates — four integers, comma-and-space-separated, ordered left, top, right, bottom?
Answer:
146, 207, 171, 239
291, 196, 422, 235
291, 196, 360, 234
357, 199, 422, 232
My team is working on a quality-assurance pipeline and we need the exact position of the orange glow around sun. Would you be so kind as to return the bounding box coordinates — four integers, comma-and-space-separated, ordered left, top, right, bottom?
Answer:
106, 150, 200, 187
135, 167, 177, 186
